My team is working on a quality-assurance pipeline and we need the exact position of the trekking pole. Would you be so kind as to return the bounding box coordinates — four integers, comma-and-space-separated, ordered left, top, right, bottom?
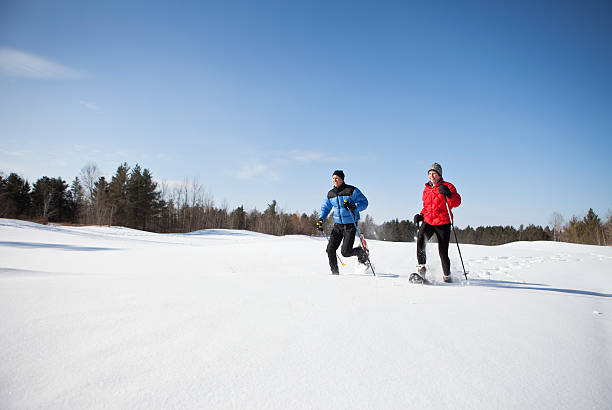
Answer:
444, 198, 468, 280
344, 200, 376, 276
323, 229, 346, 267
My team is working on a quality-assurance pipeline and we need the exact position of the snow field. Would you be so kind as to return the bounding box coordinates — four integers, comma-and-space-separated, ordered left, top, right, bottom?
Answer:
1, 219, 611, 409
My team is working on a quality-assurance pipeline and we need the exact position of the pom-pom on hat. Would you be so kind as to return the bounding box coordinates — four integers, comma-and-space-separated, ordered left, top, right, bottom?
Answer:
332, 170, 345, 180
428, 163, 443, 177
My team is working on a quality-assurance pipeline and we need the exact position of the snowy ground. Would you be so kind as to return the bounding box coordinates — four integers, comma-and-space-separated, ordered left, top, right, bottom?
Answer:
1, 218, 611, 409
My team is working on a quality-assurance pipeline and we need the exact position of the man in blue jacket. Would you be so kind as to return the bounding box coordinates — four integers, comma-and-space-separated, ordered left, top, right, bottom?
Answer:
317, 170, 368, 274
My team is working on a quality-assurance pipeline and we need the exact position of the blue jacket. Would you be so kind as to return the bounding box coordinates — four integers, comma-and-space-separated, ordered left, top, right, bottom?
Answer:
320, 183, 368, 224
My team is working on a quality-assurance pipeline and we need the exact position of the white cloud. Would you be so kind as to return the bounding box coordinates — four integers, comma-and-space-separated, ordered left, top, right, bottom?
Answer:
227, 148, 336, 182
235, 161, 279, 181
79, 100, 100, 111
0, 48, 87, 79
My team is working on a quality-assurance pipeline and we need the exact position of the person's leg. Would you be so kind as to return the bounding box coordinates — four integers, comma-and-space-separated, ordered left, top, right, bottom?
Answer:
417, 222, 434, 265
341, 223, 368, 262
434, 224, 452, 278
340, 224, 359, 258
326, 224, 343, 273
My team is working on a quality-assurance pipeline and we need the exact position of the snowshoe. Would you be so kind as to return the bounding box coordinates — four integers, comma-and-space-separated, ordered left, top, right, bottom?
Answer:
409, 272, 428, 284
443, 274, 452, 283
356, 234, 375, 276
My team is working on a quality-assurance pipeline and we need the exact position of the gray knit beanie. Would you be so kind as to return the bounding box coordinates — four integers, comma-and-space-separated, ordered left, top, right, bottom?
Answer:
428, 163, 443, 177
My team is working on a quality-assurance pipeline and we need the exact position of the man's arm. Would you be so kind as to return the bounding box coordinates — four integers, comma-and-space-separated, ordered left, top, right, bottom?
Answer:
351, 188, 368, 212
320, 198, 332, 220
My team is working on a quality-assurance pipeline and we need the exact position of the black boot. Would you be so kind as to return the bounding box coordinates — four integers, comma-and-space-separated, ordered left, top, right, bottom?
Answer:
357, 248, 368, 265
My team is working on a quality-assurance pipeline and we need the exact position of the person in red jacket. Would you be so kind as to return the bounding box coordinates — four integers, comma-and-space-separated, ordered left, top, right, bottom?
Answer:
413, 163, 461, 282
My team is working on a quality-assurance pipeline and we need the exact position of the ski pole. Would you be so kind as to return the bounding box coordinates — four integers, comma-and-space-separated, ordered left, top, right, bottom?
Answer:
344, 200, 376, 276
323, 229, 346, 267
444, 197, 468, 280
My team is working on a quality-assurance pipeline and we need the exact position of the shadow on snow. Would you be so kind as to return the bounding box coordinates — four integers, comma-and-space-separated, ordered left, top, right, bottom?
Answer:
0, 241, 120, 252
345, 272, 400, 278
0, 267, 86, 277
186, 229, 266, 237
468, 278, 611, 298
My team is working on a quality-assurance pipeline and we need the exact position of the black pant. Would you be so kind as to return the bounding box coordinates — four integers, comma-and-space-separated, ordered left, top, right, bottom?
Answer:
327, 223, 364, 272
417, 222, 451, 276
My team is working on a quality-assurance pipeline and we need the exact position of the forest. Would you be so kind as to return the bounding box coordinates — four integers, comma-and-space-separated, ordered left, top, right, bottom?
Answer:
1, 163, 610, 246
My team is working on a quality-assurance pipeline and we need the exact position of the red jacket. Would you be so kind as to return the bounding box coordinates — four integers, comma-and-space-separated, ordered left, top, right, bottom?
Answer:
421, 179, 461, 225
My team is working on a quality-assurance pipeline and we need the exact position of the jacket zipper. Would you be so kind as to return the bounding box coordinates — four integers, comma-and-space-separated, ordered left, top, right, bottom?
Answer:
336, 196, 343, 224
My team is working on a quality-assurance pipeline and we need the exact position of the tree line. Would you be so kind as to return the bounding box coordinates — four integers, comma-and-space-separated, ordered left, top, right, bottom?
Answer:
357, 210, 611, 246
0, 163, 322, 236
1, 163, 610, 246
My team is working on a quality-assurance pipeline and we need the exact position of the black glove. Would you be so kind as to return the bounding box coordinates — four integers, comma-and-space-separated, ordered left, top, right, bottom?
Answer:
343, 200, 357, 211
316, 219, 324, 231
413, 213, 424, 224
438, 184, 452, 197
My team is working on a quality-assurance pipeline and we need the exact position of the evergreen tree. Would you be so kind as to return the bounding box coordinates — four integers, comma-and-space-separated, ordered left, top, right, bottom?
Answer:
108, 163, 130, 226
583, 208, 602, 245
400, 219, 418, 242
0, 173, 31, 218
31, 177, 70, 222
69, 177, 86, 223
562, 209, 602, 245
563, 216, 584, 244
308, 210, 321, 236
230, 206, 247, 230
92, 176, 110, 225
376, 218, 415, 242
248, 208, 261, 233
262, 200, 278, 234
126, 165, 163, 230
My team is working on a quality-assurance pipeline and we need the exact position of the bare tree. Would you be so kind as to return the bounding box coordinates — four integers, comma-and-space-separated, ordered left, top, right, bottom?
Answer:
80, 162, 101, 201
190, 177, 203, 231
159, 180, 169, 203
174, 179, 188, 230
603, 210, 611, 246
549, 212, 564, 241
41, 191, 55, 220
80, 162, 101, 223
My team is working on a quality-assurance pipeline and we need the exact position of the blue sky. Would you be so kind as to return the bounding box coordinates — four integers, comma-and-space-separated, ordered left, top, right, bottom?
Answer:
1, 0, 611, 228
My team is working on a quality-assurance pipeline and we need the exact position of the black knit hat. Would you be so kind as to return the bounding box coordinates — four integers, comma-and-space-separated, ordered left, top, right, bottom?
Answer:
332, 170, 345, 180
